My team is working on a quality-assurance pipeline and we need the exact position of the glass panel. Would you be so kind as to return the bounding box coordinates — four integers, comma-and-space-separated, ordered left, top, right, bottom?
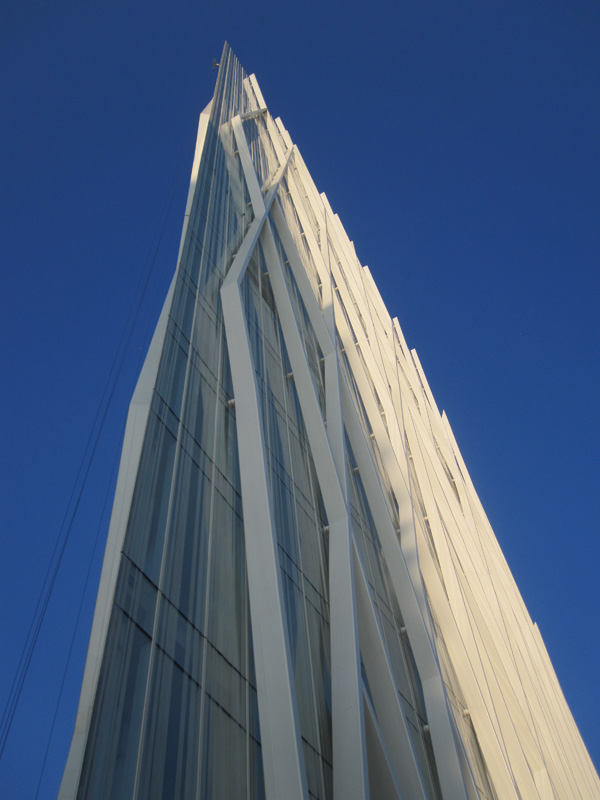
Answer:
296, 501, 325, 595
303, 738, 325, 800
77, 609, 151, 800
114, 557, 157, 638
200, 697, 247, 800
248, 736, 266, 800
162, 449, 210, 631
156, 600, 204, 683
206, 489, 247, 671
124, 412, 176, 583
136, 648, 202, 800
281, 573, 319, 750
205, 644, 246, 729
156, 328, 188, 419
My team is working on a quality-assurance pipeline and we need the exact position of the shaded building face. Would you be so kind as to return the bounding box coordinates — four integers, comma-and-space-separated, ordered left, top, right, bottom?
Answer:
60, 44, 600, 800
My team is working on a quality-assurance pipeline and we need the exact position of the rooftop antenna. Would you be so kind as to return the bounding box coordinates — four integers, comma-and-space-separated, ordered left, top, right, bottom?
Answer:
211, 58, 220, 72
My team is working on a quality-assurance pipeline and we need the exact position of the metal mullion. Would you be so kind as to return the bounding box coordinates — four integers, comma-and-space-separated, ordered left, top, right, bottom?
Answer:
221, 118, 308, 800
457, 577, 547, 798
399, 423, 511, 794
352, 538, 429, 800
270, 201, 334, 358
276, 327, 329, 800
269, 186, 433, 798
362, 688, 405, 800
315, 197, 388, 387
332, 293, 434, 635
401, 414, 473, 630
391, 318, 429, 406
340, 380, 471, 800
411, 473, 537, 798
284, 164, 331, 291
406, 408, 525, 690
260, 220, 369, 800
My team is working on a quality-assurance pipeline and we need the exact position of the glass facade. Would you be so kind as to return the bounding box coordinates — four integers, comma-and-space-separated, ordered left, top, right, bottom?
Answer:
61, 43, 600, 800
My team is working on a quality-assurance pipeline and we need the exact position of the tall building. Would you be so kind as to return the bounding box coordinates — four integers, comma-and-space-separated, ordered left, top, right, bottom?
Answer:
60, 44, 599, 800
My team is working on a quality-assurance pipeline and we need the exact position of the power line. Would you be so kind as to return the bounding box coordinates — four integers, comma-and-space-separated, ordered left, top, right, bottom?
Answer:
0, 142, 190, 764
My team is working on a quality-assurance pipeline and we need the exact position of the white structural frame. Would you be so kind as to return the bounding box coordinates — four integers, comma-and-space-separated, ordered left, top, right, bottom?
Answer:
222, 77, 472, 800
278, 150, 471, 799
61, 52, 600, 800
220, 71, 600, 799
220, 116, 308, 800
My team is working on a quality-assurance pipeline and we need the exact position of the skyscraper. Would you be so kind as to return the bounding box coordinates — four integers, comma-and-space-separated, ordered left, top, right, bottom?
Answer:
60, 43, 600, 799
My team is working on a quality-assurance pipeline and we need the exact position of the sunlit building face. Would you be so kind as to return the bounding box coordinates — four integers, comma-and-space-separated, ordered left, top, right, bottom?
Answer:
60, 44, 600, 800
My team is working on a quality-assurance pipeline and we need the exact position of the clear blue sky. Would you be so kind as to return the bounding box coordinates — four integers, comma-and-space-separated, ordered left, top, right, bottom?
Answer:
1, 2, 599, 796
